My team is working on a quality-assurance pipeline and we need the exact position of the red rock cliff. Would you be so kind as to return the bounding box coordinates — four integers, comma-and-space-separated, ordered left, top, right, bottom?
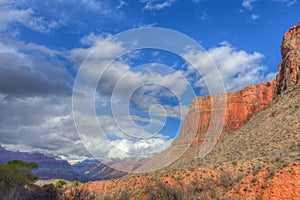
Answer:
173, 81, 276, 145
276, 21, 300, 94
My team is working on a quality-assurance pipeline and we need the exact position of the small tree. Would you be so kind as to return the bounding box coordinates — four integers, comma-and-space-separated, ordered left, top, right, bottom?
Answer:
0, 160, 39, 199
0, 160, 38, 188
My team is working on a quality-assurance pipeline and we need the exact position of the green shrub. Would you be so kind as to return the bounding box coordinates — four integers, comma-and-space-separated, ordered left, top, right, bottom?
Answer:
0, 160, 38, 189
55, 179, 67, 188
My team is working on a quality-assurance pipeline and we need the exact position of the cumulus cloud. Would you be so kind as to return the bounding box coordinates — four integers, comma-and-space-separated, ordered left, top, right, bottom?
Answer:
108, 137, 172, 159
70, 33, 191, 120
0, 38, 84, 160
70, 32, 195, 162
0, 42, 72, 98
0, 32, 188, 162
182, 41, 275, 93
0, 94, 91, 161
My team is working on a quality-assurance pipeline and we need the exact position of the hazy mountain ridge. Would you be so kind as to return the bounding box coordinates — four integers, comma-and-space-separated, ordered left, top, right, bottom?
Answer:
0, 146, 84, 181
0, 146, 125, 182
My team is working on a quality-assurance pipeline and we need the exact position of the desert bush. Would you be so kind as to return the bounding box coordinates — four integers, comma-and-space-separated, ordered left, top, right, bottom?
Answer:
219, 171, 233, 188
144, 180, 184, 200
71, 181, 81, 187
55, 179, 67, 188
64, 187, 97, 200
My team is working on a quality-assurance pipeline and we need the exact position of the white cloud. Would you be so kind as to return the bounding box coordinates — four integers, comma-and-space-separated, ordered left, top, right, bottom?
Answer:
108, 137, 172, 159
0, 41, 25, 56
242, 0, 257, 10
69, 32, 196, 162
272, 0, 298, 6
0, 37, 60, 57
0, 0, 121, 34
0, 38, 85, 160
0, 36, 182, 163
182, 42, 275, 93
80, 32, 111, 46
251, 14, 259, 20
0, 8, 32, 31
70, 33, 193, 119
131, 115, 163, 125
0, 41, 71, 98
140, 0, 177, 11
0, 95, 90, 159
67, 34, 124, 71
0, 1, 61, 33
116, 0, 129, 9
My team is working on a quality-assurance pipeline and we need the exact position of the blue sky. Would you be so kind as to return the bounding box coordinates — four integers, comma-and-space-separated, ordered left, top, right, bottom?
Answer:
0, 0, 299, 164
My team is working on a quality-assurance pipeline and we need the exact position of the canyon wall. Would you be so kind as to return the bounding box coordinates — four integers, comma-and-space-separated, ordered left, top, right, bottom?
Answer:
173, 80, 276, 145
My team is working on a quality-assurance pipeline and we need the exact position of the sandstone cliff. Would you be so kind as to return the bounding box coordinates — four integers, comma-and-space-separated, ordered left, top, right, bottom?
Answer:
276, 21, 300, 94
173, 80, 276, 146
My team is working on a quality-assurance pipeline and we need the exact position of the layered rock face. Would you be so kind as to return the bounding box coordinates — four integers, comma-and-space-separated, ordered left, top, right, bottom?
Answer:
173, 81, 276, 145
276, 21, 300, 94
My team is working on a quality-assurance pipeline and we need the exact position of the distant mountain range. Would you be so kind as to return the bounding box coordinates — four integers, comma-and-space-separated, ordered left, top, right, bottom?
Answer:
0, 146, 125, 182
